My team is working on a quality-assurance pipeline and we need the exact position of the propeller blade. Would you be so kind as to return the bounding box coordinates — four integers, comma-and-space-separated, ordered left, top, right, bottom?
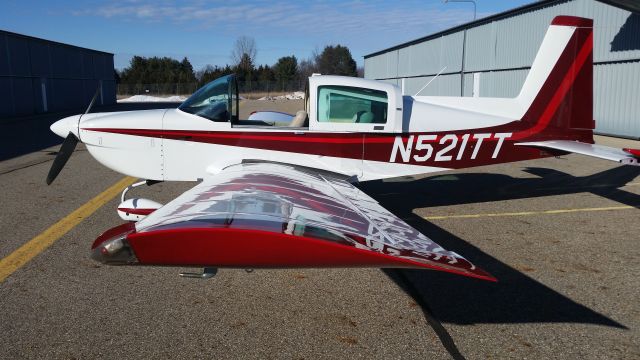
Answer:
46, 133, 79, 185
84, 84, 102, 116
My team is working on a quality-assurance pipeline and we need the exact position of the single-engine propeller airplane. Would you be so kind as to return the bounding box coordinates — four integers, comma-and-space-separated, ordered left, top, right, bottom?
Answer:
48, 16, 638, 282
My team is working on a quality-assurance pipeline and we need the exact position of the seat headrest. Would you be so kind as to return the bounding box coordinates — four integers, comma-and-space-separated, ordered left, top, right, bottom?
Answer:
359, 111, 375, 123
290, 110, 308, 127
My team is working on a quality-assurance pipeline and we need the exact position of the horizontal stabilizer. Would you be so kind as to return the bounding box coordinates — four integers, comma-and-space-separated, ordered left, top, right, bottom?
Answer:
516, 140, 639, 166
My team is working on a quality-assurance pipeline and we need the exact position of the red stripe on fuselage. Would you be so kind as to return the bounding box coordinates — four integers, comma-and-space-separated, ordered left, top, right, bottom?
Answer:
84, 128, 365, 160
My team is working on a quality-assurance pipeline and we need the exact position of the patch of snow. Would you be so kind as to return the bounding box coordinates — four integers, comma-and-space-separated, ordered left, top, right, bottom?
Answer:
258, 91, 305, 101
118, 95, 187, 103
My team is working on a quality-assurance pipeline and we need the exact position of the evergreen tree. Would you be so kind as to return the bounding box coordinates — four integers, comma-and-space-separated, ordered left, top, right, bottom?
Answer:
273, 56, 298, 91
316, 45, 357, 76
257, 65, 275, 82
196, 65, 234, 88
120, 56, 197, 93
235, 53, 256, 89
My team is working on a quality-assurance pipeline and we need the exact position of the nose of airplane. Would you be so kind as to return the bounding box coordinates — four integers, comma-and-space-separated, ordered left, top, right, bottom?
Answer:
50, 115, 81, 139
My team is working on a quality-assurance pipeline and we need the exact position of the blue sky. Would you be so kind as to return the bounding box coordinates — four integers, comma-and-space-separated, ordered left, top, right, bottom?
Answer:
0, 0, 533, 70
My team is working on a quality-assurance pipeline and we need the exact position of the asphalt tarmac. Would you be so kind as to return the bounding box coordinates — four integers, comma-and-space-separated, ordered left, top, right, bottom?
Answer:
0, 103, 638, 359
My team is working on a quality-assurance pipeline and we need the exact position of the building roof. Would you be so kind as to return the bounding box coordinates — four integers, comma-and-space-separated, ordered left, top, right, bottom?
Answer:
364, 0, 638, 59
0, 29, 113, 56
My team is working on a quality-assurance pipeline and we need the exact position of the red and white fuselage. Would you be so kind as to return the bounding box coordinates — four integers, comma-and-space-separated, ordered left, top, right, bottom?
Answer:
51, 17, 627, 185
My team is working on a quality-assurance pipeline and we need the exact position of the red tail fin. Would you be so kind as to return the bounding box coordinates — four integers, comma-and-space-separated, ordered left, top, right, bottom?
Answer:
518, 16, 594, 142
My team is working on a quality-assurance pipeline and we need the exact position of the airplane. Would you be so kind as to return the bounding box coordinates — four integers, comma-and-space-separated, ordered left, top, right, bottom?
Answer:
47, 16, 638, 282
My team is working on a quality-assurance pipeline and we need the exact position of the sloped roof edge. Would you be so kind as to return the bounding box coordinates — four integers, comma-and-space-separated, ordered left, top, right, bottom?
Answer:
364, 0, 638, 59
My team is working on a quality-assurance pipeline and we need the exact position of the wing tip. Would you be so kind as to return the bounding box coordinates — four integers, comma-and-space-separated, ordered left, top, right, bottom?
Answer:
395, 260, 497, 282
623, 148, 640, 158
465, 271, 498, 283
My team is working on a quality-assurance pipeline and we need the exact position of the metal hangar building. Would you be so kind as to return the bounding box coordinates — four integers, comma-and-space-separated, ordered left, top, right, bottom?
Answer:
0, 30, 116, 118
364, 0, 640, 139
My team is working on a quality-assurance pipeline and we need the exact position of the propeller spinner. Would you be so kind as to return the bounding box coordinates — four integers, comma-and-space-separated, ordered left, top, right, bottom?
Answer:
46, 85, 101, 185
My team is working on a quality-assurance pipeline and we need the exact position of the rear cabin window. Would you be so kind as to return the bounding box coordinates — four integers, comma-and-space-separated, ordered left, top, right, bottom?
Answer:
317, 86, 387, 124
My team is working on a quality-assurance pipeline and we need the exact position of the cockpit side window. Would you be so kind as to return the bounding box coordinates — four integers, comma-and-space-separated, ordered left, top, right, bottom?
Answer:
317, 86, 388, 124
179, 75, 232, 122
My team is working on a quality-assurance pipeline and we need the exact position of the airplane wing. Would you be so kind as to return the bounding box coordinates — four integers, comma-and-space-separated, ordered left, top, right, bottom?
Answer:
516, 140, 640, 166
92, 162, 496, 281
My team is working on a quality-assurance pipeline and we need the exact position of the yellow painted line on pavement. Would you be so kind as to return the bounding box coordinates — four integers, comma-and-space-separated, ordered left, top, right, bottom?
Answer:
0, 176, 137, 283
424, 205, 635, 220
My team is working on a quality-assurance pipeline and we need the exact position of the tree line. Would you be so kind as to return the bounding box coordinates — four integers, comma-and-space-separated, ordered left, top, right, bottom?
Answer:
118, 56, 196, 94
118, 38, 361, 93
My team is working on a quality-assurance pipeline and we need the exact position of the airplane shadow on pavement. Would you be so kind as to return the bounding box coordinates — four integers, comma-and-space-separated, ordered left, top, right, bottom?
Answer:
0, 102, 181, 162
358, 165, 640, 328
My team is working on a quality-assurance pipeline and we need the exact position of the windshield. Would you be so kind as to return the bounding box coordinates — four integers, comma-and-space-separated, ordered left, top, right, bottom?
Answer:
179, 75, 233, 121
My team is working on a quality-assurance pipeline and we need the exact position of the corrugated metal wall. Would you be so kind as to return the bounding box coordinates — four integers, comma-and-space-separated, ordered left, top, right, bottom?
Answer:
364, 0, 640, 138
595, 61, 640, 136
0, 31, 116, 118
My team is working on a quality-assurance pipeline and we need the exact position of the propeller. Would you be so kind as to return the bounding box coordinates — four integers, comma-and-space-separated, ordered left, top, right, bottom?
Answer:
46, 133, 79, 185
46, 84, 102, 185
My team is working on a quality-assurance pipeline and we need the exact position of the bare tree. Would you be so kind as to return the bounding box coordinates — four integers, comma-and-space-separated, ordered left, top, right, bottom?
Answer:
296, 45, 320, 82
297, 58, 317, 82
231, 36, 257, 67
310, 46, 321, 66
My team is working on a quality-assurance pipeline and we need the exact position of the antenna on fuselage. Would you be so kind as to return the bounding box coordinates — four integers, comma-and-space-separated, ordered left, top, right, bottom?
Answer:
414, 66, 447, 96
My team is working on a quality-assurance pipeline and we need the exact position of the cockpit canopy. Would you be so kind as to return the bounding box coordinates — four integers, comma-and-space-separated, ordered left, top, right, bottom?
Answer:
179, 74, 238, 122
177, 73, 401, 133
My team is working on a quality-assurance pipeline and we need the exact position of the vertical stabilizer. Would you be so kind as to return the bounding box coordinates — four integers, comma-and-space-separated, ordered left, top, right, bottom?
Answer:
517, 16, 594, 140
